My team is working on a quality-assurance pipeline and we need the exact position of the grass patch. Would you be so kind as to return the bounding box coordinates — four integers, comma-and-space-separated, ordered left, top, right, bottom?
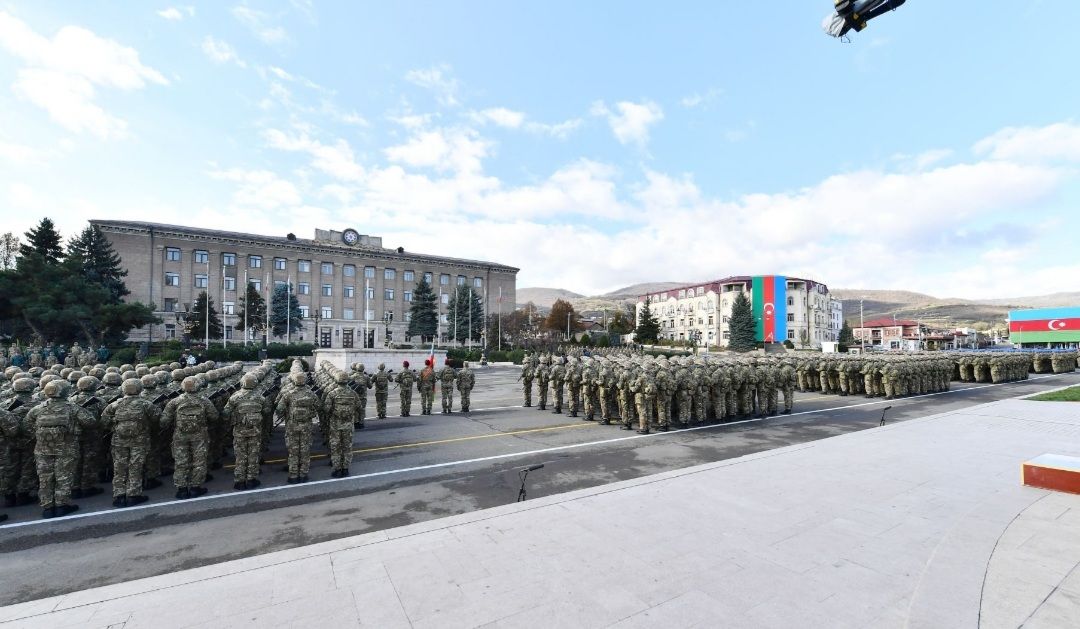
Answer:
1029, 386, 1080, 402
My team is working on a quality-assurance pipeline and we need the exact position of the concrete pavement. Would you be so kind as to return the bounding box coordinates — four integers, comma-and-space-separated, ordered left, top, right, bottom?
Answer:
4, 396, 1080, 627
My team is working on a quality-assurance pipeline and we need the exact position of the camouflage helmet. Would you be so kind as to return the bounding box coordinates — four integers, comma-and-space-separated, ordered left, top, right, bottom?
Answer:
68, 370, 86, 383
156, 371, 169, 385
463, 361, 470, 369
140, 374, 157, 389
77, 376, 98, 392
13, 377, 35, 392
241, 374, 258, 389
39, 373, 60, 386
90, 367, 105, 379
170, 362, 182, 371
378, 363, 385, 370
121, 370, 137, 381
43, 380, 64, 398
172, 369, 186, 382
122, 378, 142, 396
181, 377, 200, 393
333, 371, 348, 384
290, 372, 306, 386
103, 372, 122, 386
135, 366, 150, 377
60, 367, 74, 379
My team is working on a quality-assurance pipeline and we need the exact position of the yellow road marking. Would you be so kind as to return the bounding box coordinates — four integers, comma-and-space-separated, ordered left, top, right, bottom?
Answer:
228, 422, 596, 468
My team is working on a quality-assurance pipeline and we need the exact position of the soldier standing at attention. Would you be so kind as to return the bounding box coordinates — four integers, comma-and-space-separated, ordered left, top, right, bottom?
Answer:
350, 363, 371, 429
567, 358, 582, 417
222, 375, 269, 491
162, 376, 217, 498
27, 381, 91, 518
418, 359, 437, 415
323, 372, 360, 478
395, 361, 416, 417
550, 356, 566, 414
519, 354, 535, 407
280, 372, 320, 483
101, 378, 159, 508
535, 355, 551, 411
438, 360, 456, 414
373, 363, 390, 419
68, 376, 105, 499
456, 362, 476, 414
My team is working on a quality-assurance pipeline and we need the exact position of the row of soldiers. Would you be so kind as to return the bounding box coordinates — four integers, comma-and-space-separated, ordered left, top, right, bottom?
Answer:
342, 359, 477, 420
0, 342, 109, 370
517, 349, 1080, 431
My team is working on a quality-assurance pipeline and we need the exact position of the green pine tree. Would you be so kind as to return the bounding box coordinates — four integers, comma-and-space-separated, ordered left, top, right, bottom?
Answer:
234, 281, 266, 336
67, 225, 130, 301
269, 283, 303, 340
19, 217, 64, 264
406, 278, 438, 342
634, 297, 661, 344
728, 292, 757, 352
184, 291, 223, 341
447, 285, 485, 343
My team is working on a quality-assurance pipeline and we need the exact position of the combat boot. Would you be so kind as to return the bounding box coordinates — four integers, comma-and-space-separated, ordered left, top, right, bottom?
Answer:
246, 479, 260, 489
188, 486, 207, 497
233, 481, 246, 491
127, 495, 148, 506
287, 476, 299, 484
56, 505, 78, 517
339, 469, 349, 478
299, 475, 309, 483
112, 496, 127, 508
3, 494, 15, 508
15, 492, 33, 506
658, 425, 670, 432
636, 428, 650, 435
42, 507, 57, 519
176, 488, 191, 500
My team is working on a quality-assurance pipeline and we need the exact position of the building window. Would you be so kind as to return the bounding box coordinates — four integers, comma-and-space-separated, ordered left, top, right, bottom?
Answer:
723, 331, 731, 340
249, 255, 262, 269
723, 316, 730, 323
194, 274, 208, 288
274, 280, 287, 290
321, 307, 332, 319
384, 310, 394, 323
457, 275, 466, 286
250, 280, 261, 292
441, 293, 449, 304
274, 257, 287, 271
166, 247, 181, 262
473, 277, 482, 288
164, 272, 180, 287
222, 253, 236, 266
298, 282, 310, 295
423, 272, 433, 284
321, 263, 333, 275
787, 296, 794, 306
440, 314, 448, 324
364, 266, 375, 278
365, 309, 374, 321
788, 329, 795, 339
344, 285, 355, 298
440, 274, 450, 285
224, 277, 236, 291
385, 288, 395, 300
787, 313, 795, 322
679, 290, 686, 298
194, 250, 208, 264
298, 260, 311, 273
223, 302, 235, 315
404, 270, 415, 282
225, 326, 233, 340
343, 308, 355, 320
343, 264, 356, 277
404, 290, 413, 302
708, 316, 714, 326
360, 286, 371, 299
322, 284, 333, 297
384, 268, 396, 280
165, 324, 176, 339
299, 305, 310, 318
163, 298, 178, 312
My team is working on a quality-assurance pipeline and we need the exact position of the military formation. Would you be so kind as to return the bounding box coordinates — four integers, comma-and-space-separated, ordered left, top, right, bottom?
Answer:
518, 349, 1079, 434
1, 342, 109, 370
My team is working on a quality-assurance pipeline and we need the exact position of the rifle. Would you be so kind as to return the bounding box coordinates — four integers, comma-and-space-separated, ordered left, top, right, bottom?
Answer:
80, 396, 103, 409
152, 393, 169, 406
6, 398, 23, 412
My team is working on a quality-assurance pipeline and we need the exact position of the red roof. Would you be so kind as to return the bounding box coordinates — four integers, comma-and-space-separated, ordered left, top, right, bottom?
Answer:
858, 318, 920, 328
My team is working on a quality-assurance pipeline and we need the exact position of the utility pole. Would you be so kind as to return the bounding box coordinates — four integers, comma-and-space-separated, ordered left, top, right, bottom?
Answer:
265, 272, 270, 348
860, 298, 865, 353
498, 286, 503, 352
286, 275, 292, 344
468, 287, 473, 350
566, 312, 571, 340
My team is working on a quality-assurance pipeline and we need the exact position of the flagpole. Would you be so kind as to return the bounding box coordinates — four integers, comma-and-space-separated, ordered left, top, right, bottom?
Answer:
265, 272, 271, 347
286, 274, 291, 344
204, 258, 210, 349
498, 286, 502, 352
364, 278, 370, 348
468, 287, 473, 350
243, 269, 249, 346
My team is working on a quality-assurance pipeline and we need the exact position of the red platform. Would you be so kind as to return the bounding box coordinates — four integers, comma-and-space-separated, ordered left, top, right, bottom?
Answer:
1022, 454, 1080, 494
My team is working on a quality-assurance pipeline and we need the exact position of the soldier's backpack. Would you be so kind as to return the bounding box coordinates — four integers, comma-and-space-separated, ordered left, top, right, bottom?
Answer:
175, 396, 206, 434
330, 389, 355, 424
234, 394, 265, 433
35, 401, 74, 454
289, 391, 316, 418
112, 399, 145, 440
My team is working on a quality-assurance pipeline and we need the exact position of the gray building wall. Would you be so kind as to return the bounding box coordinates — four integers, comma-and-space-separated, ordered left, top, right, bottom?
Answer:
93, 220, 518, 348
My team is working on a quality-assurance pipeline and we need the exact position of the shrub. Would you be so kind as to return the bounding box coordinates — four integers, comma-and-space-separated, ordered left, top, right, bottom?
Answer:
109, 347, 137, 366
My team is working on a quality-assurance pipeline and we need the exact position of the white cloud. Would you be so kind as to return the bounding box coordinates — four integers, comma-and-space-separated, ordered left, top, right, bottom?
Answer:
0, 11, 167, 139
524, 118, 583, 140
383, 127, 491, 174
680, 87, 721, 109
0, 138, 44, 163
232, 6, 288, 45
974, 122, 1080, 162
591, 100, 664, 147
469, 107, 525, 129
157, 7, 194, 21
209, 168, 302, 209
201, 36, 246, 67
262, 128, 365, 181
405, 64, 460, 107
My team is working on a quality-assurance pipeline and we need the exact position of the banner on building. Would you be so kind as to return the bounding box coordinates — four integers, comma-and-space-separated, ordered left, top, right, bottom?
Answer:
752, 275, 787, 343
1009, 307, 1080, 343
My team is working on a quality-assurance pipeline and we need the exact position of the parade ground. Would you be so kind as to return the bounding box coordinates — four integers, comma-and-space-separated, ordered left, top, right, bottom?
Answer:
3, 377, 1080, 626
2, 366, 1079, 615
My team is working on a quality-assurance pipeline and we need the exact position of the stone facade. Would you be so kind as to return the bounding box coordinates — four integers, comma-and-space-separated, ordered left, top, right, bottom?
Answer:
636, 276, 843, 349
93, 220, 518, 348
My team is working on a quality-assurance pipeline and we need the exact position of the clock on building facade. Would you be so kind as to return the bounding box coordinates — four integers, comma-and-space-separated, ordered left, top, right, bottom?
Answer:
342, 229, 360, 245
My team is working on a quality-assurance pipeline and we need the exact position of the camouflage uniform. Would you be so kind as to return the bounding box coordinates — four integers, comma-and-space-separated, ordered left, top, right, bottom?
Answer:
567, 360, 582, 417
520, 359, 534, 407
280, 374, 320, 482
535, 357, 550, 411
351, 365, 371, 428
373, 365, 390, 419
417, 364, 437, 415
68, 377, 105, 496
550, 359, 565, 414
438, 364, 456, 413
322, 373, 359, 476
27, 383, 91, 516
162, 378, 217, 496
102, 380, 159, 506
222, 377, 269, 489
395, 365, 416, 417
779, 362, 797, 414
456, 363, 475, 413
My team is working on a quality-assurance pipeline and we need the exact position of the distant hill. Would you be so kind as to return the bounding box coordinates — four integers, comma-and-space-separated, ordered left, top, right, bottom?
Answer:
518, 284, 1078, 328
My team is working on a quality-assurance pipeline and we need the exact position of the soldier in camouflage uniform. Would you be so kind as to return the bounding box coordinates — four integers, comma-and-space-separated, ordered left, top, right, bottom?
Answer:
567, 358, 582, 417
535, 355, 551, 411
519, 354, 535, 407
395, 361, 416, 417
456, 362, 475, 413
580, 361, 597, 421
418, 359, 437, 415
280, 372, 320, 483
6, 377, 39, 506
223, 375, 270, 490
351, 363, 372, 428
438, 360, 456, 414
102, 378, 159, 507
322, 371, 359, 477
27, 381, 92, 518
69, 376, 105, 498
162, 376, 217, 498
373, 363, 390, 419
550, 356, 566, 414
632, 364, 656, 434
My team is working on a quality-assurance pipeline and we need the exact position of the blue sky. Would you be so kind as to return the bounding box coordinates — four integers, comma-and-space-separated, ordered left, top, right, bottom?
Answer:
1, 1, 1078, 299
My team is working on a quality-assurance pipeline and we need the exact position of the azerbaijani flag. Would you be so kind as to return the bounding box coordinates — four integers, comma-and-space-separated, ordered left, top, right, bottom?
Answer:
1009, 307, 1080, 343
752, 275, 787, 343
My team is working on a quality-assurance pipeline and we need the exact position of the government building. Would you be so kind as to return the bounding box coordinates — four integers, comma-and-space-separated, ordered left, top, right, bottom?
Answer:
636, 275, 843, 349
92, 220, 518, 348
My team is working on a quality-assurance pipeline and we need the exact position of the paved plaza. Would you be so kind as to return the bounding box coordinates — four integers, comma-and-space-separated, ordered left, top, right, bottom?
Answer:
3, 393, 1080, 627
